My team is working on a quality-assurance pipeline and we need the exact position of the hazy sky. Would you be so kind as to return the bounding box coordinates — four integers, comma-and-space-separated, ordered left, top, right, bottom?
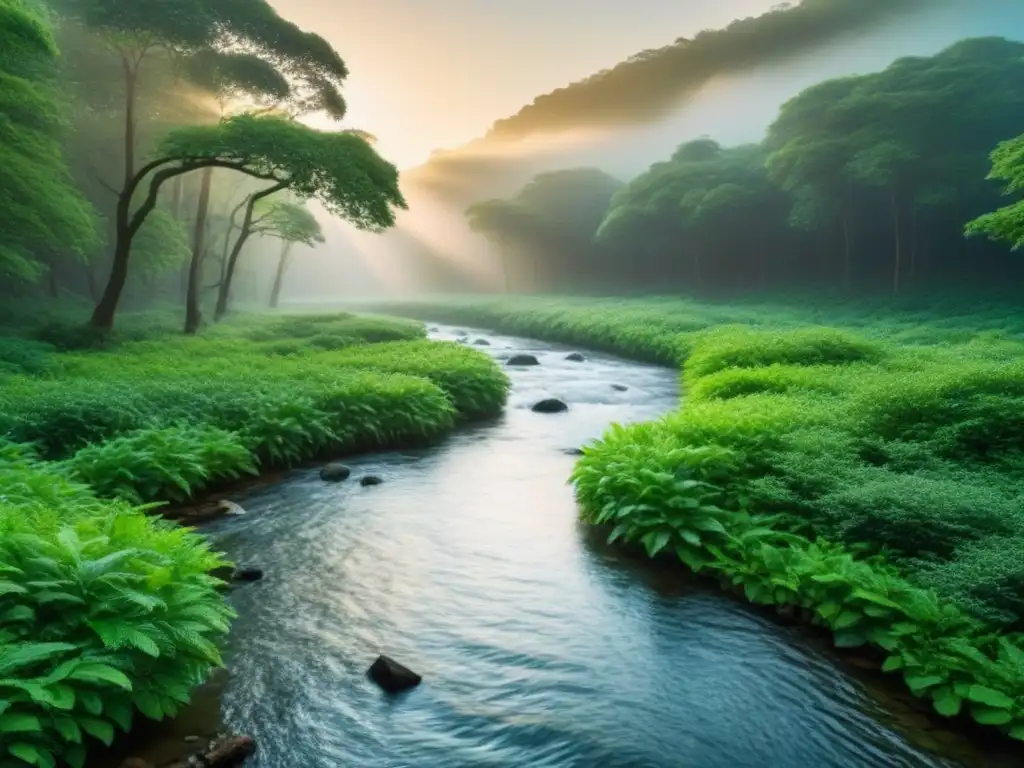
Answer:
271, 0, 777, 168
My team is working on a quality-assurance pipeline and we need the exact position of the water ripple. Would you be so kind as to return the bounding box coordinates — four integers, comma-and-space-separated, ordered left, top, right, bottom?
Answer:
206, 326, 976, 768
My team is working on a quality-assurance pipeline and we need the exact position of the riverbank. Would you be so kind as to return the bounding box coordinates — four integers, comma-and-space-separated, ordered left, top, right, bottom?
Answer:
0, 309, 510, 768
363, 296, 1024, 744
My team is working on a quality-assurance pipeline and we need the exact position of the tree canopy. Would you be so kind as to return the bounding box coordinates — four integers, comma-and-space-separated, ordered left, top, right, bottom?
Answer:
469, 36, 1024, 296
0, 0, 96, 281
966, 134, 1024, 251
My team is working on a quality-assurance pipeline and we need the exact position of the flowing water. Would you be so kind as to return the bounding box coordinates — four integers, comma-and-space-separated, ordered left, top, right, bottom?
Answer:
203, 326, 1006, 768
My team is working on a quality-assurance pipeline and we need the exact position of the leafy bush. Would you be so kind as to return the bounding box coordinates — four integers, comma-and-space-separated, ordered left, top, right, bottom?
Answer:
684, 325, 884, 379
0, 339, 58, 376
64, 426, 258, 505
1, 384, 151, 460
0, 446, 233, 768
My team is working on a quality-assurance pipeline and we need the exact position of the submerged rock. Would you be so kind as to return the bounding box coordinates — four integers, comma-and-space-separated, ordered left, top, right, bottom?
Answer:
360, 475, 384, 486
564, 447, 585, 456
368, 655, 422, 693
506, 354, 540, 366
611, 384, 629, 392
429, 327, 439, 332
473, 338, 490, 346
320, 463, 352, 482
233, 567, 263, 582
532, 398, 569, 414
565, 352, 587, 362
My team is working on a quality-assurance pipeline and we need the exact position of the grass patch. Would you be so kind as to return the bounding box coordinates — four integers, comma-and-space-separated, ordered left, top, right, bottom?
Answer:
366, 294, 1024, 741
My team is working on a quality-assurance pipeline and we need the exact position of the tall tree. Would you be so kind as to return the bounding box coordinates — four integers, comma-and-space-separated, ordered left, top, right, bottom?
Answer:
256, 201, 325, 308
51, 0, 349, 328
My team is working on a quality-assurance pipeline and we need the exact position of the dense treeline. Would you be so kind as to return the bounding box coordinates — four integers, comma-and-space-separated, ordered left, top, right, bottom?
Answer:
1, 0, 405, 332
466, 38, 1024, 295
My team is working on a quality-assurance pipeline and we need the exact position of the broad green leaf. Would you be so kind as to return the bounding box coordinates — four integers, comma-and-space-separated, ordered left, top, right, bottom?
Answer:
931, 687, 962, 717
967, 685, 1015, 709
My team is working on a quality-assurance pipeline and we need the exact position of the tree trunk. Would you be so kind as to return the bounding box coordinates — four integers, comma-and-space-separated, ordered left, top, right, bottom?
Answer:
90, 214, 133, 329
215, 182, 286, 320
269, 241, 293, 308
45, 259, 59, 299
185, 167, 213, 334
890, 189, 901, 296
841, 212, 851, 292
89, 56, 138, 330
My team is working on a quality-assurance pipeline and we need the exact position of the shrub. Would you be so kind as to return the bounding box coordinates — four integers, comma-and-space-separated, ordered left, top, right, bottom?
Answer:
64, 426, 257, 505
0, 447, 233, 768
684, 325, 884, 380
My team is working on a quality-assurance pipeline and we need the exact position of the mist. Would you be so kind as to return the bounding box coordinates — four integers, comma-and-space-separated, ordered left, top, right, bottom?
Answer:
279, 0, 1024, 302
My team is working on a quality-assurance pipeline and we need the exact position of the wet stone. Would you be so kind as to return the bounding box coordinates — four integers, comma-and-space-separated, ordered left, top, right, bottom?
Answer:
319, 463, 352, 482
532, 398, 569, 414
565, 352, 587, 362
360, 475, 384, 486
473, 338, 490, 346
611, 384, 629, 392
368, 655, 422, 693
507, 354, 540, 366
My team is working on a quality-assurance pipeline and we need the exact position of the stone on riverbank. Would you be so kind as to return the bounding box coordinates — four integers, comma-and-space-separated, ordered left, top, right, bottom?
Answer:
611, 384, 629, 392
360, 475, 384, 486
507, 354, 540, 366
564, 447, 585, 456
565, 352, 586, 362
473, 338, 490, 345
320, 463, 352, 482
532, 398, 568, 414
368, 655, 422, 693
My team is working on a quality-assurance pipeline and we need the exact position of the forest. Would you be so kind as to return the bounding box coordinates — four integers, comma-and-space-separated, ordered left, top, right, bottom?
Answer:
3, 0, 1024, 766
466, 38, 1024, 295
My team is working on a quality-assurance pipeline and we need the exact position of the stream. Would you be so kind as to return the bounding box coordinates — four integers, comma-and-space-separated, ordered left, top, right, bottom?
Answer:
202, 325, 1002, 768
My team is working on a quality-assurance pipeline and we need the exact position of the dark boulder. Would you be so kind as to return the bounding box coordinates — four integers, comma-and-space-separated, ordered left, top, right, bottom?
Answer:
320, 463, 352, 482
211, 565, 235, 583
611, 384, 629, 392
473, 338, 490, 346
506, 354, 540, 366
360, 475, 384, 486
532, 398, 568, 414
368, 655, 422, 693
565, 352, 587, 362
563, 447, 585, 456
233, 567, 263, 582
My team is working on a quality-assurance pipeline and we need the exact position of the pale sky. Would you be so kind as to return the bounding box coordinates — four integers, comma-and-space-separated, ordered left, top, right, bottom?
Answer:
270, 0, 776, 168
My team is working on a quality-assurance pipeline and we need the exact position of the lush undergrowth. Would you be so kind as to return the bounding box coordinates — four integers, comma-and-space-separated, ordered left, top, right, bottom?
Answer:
0, 307, 509, 766
0, 309, 509, 504
366, 294, 1024, 741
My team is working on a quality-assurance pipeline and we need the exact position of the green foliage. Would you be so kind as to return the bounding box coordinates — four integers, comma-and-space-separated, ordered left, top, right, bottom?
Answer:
0, 312, 506, 504
256, 200, 324, 247
0, 445, 232, 768
966, 133, 1024, 250
64, 426, 257, 505
158, 114, 406, 231
0, 0, 96, 283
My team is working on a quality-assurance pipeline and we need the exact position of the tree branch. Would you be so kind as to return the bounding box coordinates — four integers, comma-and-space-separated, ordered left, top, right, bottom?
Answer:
89, 167, 119, 197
